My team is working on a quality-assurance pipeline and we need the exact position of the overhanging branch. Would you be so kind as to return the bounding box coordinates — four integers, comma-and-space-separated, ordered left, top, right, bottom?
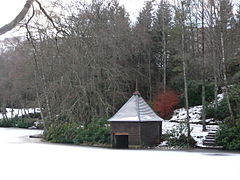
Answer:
0, 0, 35, 36
35, 0, 69, 36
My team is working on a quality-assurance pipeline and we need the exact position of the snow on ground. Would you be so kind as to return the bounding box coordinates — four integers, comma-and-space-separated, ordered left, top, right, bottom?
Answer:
162, 120, 218, 146
217, 93, 224, 102
170, 105, 215, 124
170, 105, 203, 123
0, 108, 41, 119
1, 128, 240, 180
170, 93, 224, 124
162, 94, 224, 147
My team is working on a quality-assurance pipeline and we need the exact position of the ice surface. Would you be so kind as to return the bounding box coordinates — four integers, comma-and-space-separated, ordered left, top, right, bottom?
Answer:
0, 128, 240, 180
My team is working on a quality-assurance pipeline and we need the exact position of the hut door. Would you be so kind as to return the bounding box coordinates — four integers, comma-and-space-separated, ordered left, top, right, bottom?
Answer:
113, 133, 128, 148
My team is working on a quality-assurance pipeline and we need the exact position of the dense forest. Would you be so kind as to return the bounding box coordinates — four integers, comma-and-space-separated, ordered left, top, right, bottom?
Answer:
0, 0, 239, 138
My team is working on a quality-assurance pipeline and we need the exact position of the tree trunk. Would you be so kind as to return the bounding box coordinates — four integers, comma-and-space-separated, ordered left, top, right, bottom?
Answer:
148, 49, 152, 101
181, 1, 190, 138
220, 32, 234, 122
2, 106, 8, 120
201, 0, 206, 131
162, 0, 167, 93
210, 3, 219, 116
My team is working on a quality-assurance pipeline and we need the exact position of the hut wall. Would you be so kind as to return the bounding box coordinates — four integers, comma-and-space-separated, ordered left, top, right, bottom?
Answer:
140, 122, 162, 146
110, 122, 140, 145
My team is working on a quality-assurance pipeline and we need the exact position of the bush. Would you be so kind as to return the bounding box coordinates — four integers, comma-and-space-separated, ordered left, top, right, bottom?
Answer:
44, 122, 78, 143
153, 91, 179, 119
73, 118, 110, 145
205, 99, 230, 120
44, 114, 77, 143
228, 84, 240, 117
44, 116, 110, 145
0, 118, 36, 128
164, 122, 196, 148
0, 119, 15, 127
15, 118, 36, 128
206, 84, 240, 120
216, 120, 240, 150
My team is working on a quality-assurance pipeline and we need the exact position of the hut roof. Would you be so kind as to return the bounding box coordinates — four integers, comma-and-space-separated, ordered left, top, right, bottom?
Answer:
108, 92, 163, 122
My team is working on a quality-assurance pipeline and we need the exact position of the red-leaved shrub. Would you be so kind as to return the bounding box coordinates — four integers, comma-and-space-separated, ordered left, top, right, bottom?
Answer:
153, 91, 179, 119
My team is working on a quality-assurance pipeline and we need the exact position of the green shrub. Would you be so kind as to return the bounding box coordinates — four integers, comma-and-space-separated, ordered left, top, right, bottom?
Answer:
231, 71, 240, 83
216, 120, 240, 150
164, 122, 196, 148
15, 118, 36, 128
167, 134, 195, 148
0, 118, 36, 128
44, 116, 110, 145
205, 104, 215, 119
0, 119, 15, 127
44, 122, 78, 143
74, 118, 110, 145
206, 84, 240, 120
228, 84, 240, 117
205, 100, 230, 120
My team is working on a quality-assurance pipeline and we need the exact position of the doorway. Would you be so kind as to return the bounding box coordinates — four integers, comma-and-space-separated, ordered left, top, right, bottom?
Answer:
113, 133, 129, 149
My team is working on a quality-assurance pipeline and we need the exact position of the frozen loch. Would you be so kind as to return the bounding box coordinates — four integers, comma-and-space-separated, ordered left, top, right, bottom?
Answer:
0, 128, 240, 180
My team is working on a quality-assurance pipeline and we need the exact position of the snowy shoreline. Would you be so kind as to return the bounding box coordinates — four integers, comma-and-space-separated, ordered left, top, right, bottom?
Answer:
0, 127, 236, 154
0, 101, 221, 148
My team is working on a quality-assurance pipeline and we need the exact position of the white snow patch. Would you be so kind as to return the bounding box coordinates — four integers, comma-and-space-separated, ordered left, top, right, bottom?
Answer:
162, 120, 218, 147
217, 93, 224, 102
170, 93, 224, 124
170, 105, 204, 123
0, 108, 40, 119
163, 95, 224, 147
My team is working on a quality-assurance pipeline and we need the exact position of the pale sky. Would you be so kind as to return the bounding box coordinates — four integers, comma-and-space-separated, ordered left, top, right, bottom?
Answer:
0, 0, 149, 26
0, 0, 147, 40
1, 0, 240, 27
0, 0, 239, 40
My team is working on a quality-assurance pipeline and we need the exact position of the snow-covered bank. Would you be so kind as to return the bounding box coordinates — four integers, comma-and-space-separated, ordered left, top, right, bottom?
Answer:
1, 128, 240, 180
0, 108, 41, 119
162, 102, 221, 147
162, 120, 218, 147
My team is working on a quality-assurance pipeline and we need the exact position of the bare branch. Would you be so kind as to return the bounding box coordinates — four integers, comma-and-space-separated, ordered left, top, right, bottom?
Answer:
35, 0, 69, 36
0, 0, 35, 36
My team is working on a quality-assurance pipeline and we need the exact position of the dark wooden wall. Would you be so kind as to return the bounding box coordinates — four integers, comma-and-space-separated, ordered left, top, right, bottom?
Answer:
140, 122, 162, 146
110, 122, 140, 145
110, 121, 162, 147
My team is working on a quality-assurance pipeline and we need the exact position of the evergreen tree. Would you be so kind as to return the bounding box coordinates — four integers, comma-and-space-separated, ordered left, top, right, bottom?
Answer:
134, 1, 154, 100
151, 0, 172, 92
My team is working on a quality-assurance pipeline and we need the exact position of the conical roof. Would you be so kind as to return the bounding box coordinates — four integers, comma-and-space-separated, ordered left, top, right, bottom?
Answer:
108, 92, 163, 122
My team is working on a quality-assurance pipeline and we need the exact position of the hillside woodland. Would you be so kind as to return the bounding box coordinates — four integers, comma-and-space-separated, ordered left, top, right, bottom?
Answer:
0, 0, 240, 149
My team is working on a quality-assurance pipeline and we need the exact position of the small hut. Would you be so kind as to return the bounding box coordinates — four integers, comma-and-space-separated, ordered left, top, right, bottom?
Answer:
108, 91, 163, 148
